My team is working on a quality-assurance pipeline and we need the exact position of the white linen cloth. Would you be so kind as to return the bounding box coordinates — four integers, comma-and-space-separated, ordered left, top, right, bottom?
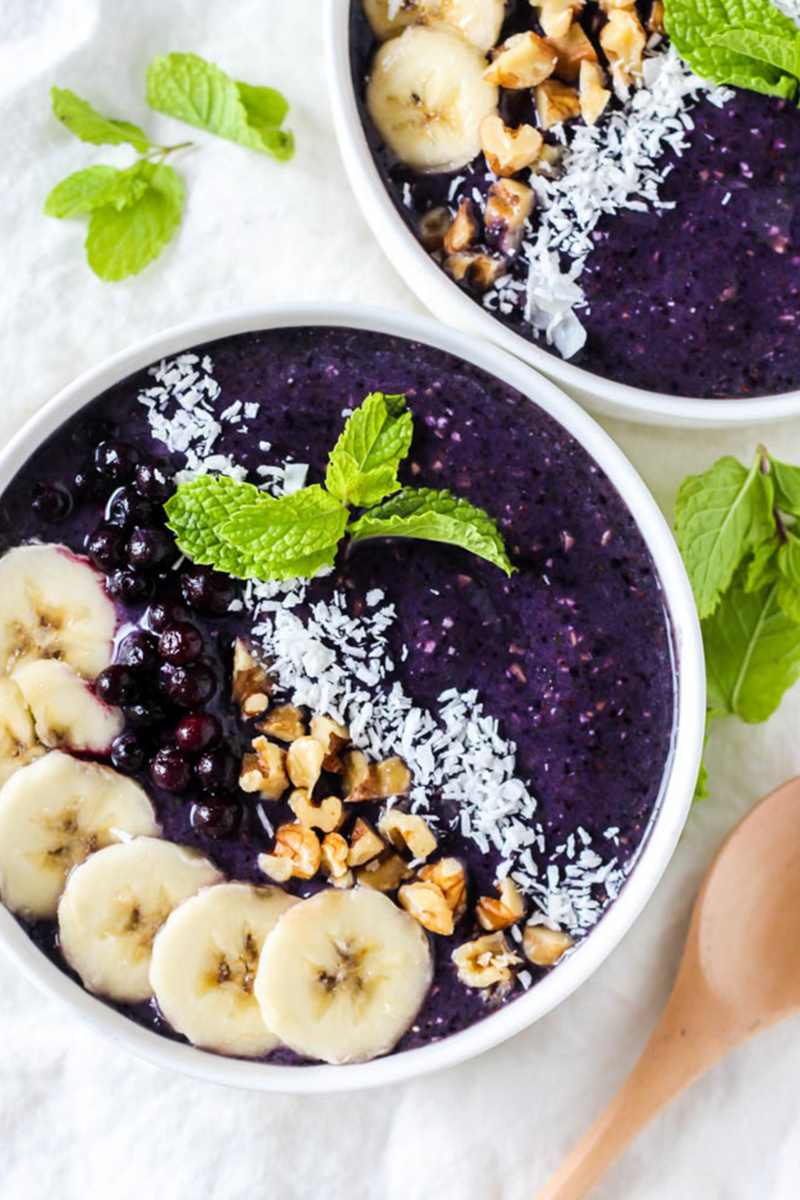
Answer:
1, 3, 800, 1197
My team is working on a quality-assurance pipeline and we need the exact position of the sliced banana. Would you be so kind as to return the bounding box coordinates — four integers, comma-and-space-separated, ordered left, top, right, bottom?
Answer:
255, 886, 432, 1064
150, 883, 298, 1056
11, 660, 123, 752
367, 26, 498, 172
363, 0, 506, 51
0, 751, 159, 918
58, 838, 223, 1003
0, 544, 116, 679
0, 677, 45, 787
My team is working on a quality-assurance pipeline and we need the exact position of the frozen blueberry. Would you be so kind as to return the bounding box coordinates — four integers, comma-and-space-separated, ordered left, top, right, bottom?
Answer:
196, 747, 238, 793
158, 622, 203, 665
147, 596, 187, 633
106, 568, 152, 606
135, 461, 174, 501
160, 662, 217, 708
150, 745, 193, 793
175, 712, 223, 754
127, 527, 174, 572
106, 487, 157, 530
86, 525, 127, 572
31, 482, 73, 523
116, 630, 160, 672
73, 467, 105, 503
110, 731, 148, 775
180, 565, 237, 616
95, 440, 139, 483
124, 696, 171, 730
96, 665, 141, 706
190, 797, 242, 838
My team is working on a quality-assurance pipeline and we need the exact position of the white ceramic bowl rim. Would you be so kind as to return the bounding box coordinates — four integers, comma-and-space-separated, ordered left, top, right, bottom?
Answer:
324, 0, 800, 428
0, 303, 705, 1092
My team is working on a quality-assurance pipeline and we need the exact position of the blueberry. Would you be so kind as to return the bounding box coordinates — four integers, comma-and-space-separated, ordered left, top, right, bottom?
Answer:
110, 731, 148, 775
124, 696, 171, 730
116, 630, 160, 672
196, 747, 238, 793
127, 527, 174, 572
96, 665, 141, 706
150, 745, 193, 793
190, 797, 242, 838
73, 467, 105, 503
135, 461, 174, 501
106, 487, 157, 531
31, 482, 73, 523
160, 662, 217, 708
180, 565, 237, 616
147, 596, 187, 633
158, 621, 203, 665
95, 440, 139, 483
175, 712, 223, 754
106, 569, 152, 606
85, 525, 127, 572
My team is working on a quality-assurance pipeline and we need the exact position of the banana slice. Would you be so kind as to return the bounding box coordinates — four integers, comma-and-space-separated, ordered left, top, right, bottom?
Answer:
0, 544, 116, 679
0, 751, 159, 918
363, 0, 506, 51
11, 660, 123, 752
150, 883, 298, 1056
255, 886, 432, 1064
367, 27, 498, 172
0, 677, 45, 787
58, 838, 223, 1003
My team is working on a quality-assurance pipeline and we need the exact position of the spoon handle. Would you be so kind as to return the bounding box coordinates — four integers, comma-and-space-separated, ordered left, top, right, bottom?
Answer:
533, 985, 731, 1200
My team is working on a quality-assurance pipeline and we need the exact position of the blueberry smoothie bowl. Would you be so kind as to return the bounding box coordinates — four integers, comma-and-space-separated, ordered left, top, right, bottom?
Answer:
328, 0, 800, 420
0, 309, 703, 1089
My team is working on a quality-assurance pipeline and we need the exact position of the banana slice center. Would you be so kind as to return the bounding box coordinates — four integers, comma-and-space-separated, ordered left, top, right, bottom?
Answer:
40, 809, 98, 870
205, 930, 261, 999
111, 889, 171, 963
311, 936, 386, 1018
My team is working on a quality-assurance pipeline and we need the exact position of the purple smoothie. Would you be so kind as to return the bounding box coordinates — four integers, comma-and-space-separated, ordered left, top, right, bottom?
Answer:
0, 325, 676, 1061
350, 0, 800, 400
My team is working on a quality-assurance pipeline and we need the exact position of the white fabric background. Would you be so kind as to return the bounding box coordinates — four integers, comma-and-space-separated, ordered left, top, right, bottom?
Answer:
1, 2, 799, 1197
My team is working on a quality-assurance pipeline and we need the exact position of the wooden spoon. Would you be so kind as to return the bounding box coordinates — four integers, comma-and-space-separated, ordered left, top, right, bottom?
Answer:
535, 776, 800, 1200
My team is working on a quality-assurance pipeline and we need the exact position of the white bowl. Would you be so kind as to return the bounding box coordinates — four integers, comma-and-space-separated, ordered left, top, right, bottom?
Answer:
0, 303, 705, 1091
324, 0, 800, 428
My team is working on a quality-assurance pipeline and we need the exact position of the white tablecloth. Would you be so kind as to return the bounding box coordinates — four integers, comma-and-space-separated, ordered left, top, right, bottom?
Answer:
2, 3, 800, 1197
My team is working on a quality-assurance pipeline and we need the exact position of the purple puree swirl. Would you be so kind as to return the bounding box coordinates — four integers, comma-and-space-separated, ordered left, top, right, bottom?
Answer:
350, 0, 800, 400
0, 327, 675, 1062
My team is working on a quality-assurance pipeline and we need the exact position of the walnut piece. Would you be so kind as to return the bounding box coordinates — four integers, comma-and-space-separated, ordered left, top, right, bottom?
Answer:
483, 31, 557, 89
257, 852, 293, 884
356, 852, 413, 893
286, 736, 325, 791
484, 179, 535, 253
419, 206, 452, 251
547, 25, 597, 83
535, 78, 581, 130
579, 60, 611, 126
523, 924, 574, 966
649, 0, 665, 32
373, 757, 412, 798
443, 198, 479, 254
240, 739, 289, 799
342, 749, 371, 798
419, 857, 467, 919
378, 809, 437, 860
271, 822, 321, 880
257, 704, 306, 743
599, 9, 646, 90
479, 115, 543, 177
476, 878, 526, 931
309, 713, 350, 771
452, 932, 521, 988
288, 788, 343, 834
231, 639, 271, 717
534, 0, 585, 38
398, 881, 454, 936
320, 832, 354, 889
443, 251, 508, 290
347, 817, 385, 868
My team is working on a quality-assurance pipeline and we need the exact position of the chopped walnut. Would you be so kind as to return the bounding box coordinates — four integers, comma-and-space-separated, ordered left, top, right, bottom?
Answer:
398, 881, 454, 936
347, 817, 385, 867
599, 9, 646, 90
599, 0, 636, 10
342, 749, 371, 799
648, 0, 665, 32
579, 60, 611, 126
286, 736, 325, 791
257, 852, 293, 884
443, 251, 508, 290
378, 809, 437, 860
534, 0, 585, 38
443, 198, 479, 254
356, 852, 413, 893
231, 639, 271, 717
532, 143, 565, 177
419, 857, 467, 919
257, 704, 306, 743
373, 757, 412, 797
419, 206, 452, 251
547, 25, 597, 83
288, 788, 343, 834
309, 713, 350, 771
240, 739, 288, 799
479, 114, 543, 177
452, 932, 522, 988
523, 924, 574, 966
535, 78, 581, 131
483, 31, 557, 89
485, 179, 535, 254
476, 878, 526, 931
271, 822, 321, 880
320, 832, 354, 889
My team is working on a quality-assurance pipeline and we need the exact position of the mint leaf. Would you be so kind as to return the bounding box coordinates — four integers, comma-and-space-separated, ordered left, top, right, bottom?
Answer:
674, 452, 775, 620
744, 536, 780, 593
146, 53, 294, 160
45, 165, 147, 218
769, 456, 800, 518
165, 474, 262, 576
777, 534, 800, 622
51, 87, 152, 152
703, 579, 800, 723
326, 392, 413, 508
86, 162, 183, 281
219, 486, 348, 581
348, 487, 515, 576
710, 28, 800, 78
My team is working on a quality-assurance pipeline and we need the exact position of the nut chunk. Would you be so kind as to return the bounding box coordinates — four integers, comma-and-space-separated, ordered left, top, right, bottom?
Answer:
320, 832, 353, 889
484, 32, 557, 89
479, 115, 543, 177
347, 818, 385, 868
270, 822, 321, 880
258, 704, 306, 743
286, 736, 325, 791
579, 61, 611, 127
231, 638, 271, 717
534, 0, 585, 38
476, 877, 526, 931
535, 79, 581, 131
288, 788, 343, 834
546, 26, 597, 83
443, 198, 479, 254
444, 251, 508, 291
418, 857, 467, 919
484, 179, 535, 255
378, 809, 437, 860
399, 881, 455, 936
599, 10, 646, 90
356, 852, 412, 893
452, 932, 521, 988
309, 713, 349, 770
240, 739, 288, 799
523, 924, 574, 966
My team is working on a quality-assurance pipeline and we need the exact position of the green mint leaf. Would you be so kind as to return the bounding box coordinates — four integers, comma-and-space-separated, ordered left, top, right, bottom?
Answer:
744, 536, 781, 593
777, 533, 800, 623
219, 486, 348, 581
165, 474, 263, 576
703, 578, 800, 723
86, 162, 183, 281
709, 28, 800, 79
44, 164, 147, 218
348, 487, 515, 576
694, 753, 709, 801
326, 392, 414, 508
769, 455, 800, 517
145, 53, 294, 160
51, 87, 152, 151
674, 452, 775, 620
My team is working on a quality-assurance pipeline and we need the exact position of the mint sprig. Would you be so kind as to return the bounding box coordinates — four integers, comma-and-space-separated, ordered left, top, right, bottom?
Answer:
165, 393, 515, 582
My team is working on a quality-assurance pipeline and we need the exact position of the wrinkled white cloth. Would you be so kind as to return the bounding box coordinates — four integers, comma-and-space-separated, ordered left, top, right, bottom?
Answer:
2, 3, 800, 1198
